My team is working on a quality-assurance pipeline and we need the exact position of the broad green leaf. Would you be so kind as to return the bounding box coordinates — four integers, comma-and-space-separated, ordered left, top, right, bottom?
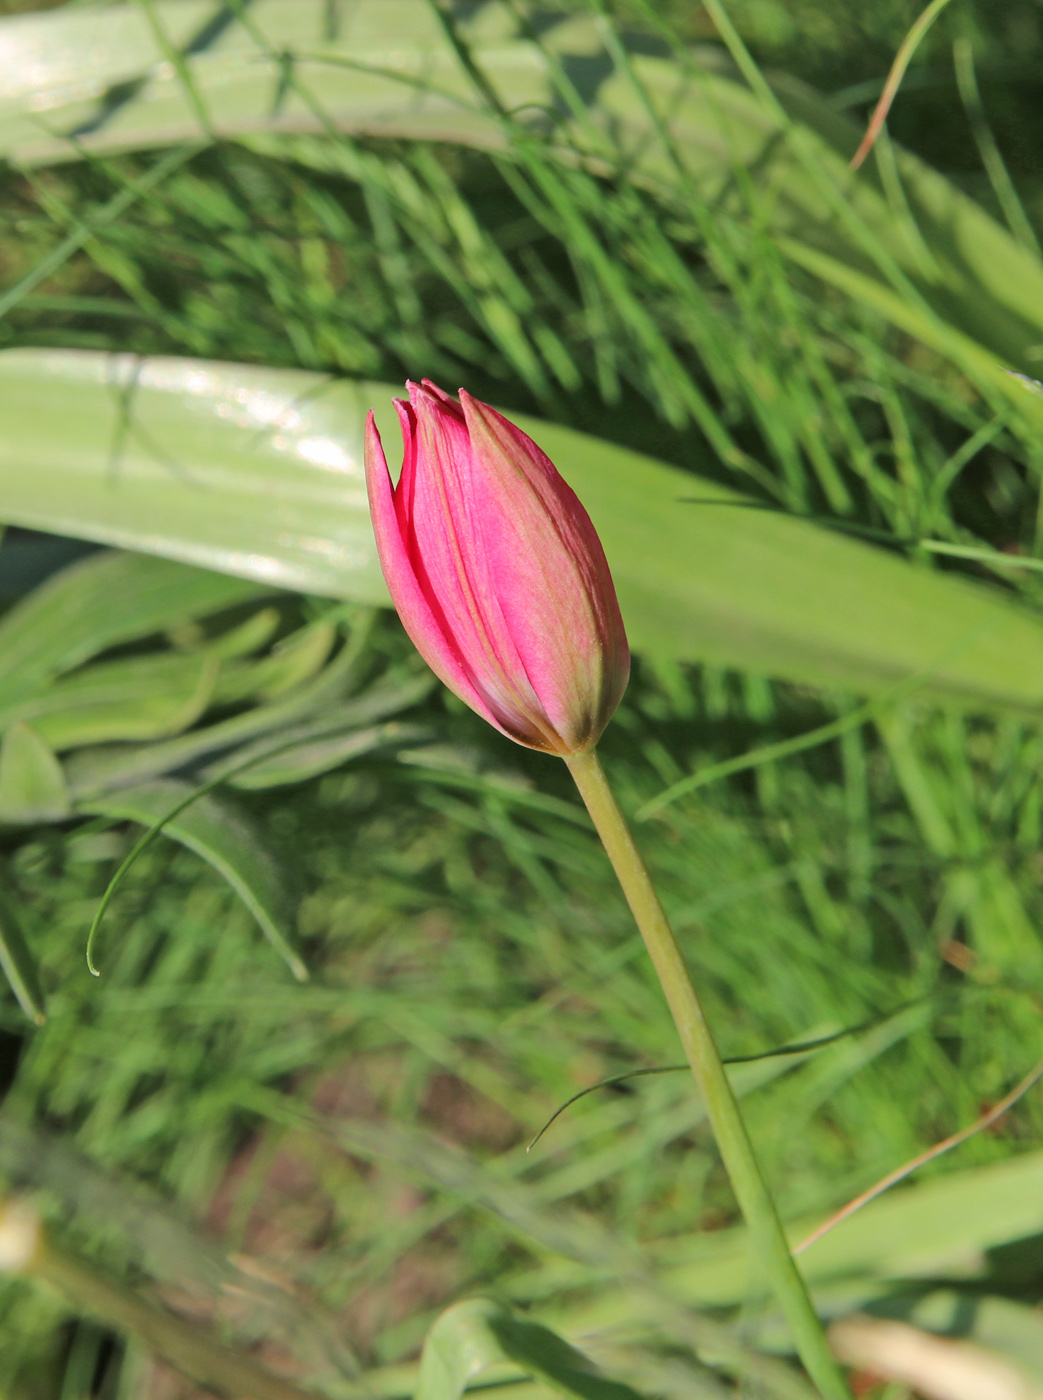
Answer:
65, 671, 433, 801
0, 546, 270, 709
211, 621, 336, 706
491, 1142, 1043, 1352
0, 351, 384, 605
3, 3, 1043, 378
194, 605, 281, 659
0, 723, 70, 823
79, 778, 307, 980
416, 1300, 532, 1400
5, 350, 1043, 714
0, 876, 45, 1024
653, 1147, 1043, 1315
417, 1298, 648, 1400
221, 719, 428, 790
0, 652, 218, 750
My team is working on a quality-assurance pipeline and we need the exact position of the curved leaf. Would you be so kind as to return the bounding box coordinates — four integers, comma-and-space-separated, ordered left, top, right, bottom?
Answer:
0, 722, 71, 823
4, 350, 1043, 713
0, 652, 219, 751
211, 622, 336, 705
417, 1298, 648, 1400
0, 545, 270, 708
78, 777, 307, 981
65, 671, 434, 801
218, 719, 429, 790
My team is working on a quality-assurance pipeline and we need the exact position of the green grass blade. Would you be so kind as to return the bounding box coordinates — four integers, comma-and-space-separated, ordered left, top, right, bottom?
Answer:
79, 777, 306, 981
3, 2, 1043, 375
218, 719, 428, 790
0, 874, 45, 1024
847, 0, 958, 171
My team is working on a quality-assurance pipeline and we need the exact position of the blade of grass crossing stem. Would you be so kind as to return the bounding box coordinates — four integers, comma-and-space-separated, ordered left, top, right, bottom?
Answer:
851, 0, 960, 171
565, 750, 851, 1400
527, 996, 939, 1150
793, 1052, 1043, 1256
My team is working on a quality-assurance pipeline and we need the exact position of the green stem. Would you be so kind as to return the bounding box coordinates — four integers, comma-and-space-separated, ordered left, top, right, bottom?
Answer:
565, 750, 851, 1400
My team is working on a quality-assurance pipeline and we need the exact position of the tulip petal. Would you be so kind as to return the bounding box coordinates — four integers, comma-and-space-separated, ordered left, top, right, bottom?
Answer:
392, 395, 419, 528
402, 386, 564, 750
365, 383, 628, 756
459, 393, 629, 750
363, 411, 505, 735
418, 378, 464, 415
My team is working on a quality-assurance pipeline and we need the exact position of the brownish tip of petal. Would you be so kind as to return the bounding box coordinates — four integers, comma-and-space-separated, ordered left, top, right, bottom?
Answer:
414, 379, 464, 419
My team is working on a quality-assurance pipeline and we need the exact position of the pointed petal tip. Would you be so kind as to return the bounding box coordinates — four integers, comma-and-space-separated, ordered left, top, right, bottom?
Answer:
457, 388, 503, 425
415, 379, 464, 417
363, 411, 388, 481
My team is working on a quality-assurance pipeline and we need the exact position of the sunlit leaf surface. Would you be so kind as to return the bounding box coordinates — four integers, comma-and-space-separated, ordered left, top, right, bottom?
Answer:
3, 349, 1043, 713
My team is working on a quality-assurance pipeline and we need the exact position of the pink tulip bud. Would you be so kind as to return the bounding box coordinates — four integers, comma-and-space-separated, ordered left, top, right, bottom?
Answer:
365, 380, 630, 756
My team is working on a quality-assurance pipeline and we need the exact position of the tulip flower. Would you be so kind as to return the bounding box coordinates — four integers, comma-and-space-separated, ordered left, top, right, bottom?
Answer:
364, 380, 629, 756
364, 383, 847, 1399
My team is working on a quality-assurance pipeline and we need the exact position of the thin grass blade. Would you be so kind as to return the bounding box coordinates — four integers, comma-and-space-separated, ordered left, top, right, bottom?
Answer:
79, 778, 306, 981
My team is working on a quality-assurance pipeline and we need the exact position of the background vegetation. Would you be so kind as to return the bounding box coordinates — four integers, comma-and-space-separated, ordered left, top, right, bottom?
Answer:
1, 1, 1043, 1396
